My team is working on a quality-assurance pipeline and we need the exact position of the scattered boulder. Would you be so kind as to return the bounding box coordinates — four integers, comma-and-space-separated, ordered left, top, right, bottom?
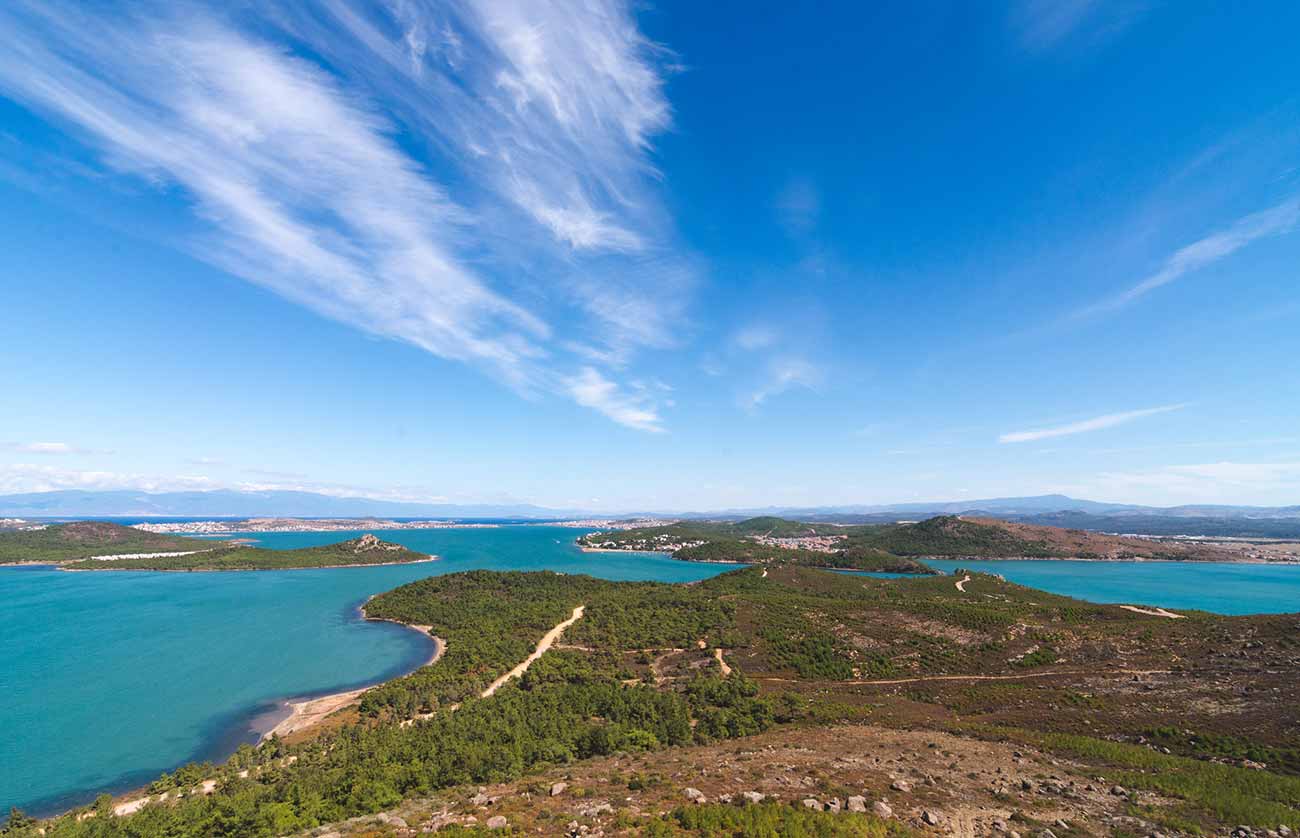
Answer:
826, 798, 842, 813
847, 795, 867, 813
922, 810, 945, 826
891, 779, 913, 793
684, 787, 706, 803
550, 781, 568, 797
742, 791, 766, 804
801, 797, 821, 810
873, 801, 894, 819
486, 815, 508, 829
1110, 785, 1128, 796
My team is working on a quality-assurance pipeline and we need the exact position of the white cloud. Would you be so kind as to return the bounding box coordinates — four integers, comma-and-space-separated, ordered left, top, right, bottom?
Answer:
0, 0, 690, 427
1011, 0, 1145, 52
733, 324, 779, 352
0, 463, 457, 503
1080, 198, 1300, 316
774, 178, 820, 235
8, 442, 76, 454
0, 464, 219, 494
999, 403, 1186, 443
566, 367, 664, 433
1086, 461, 1300, 505
746, 358, 822, 408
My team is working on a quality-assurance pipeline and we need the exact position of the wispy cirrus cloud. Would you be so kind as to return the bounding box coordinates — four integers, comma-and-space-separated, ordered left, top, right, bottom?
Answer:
4, 441, 110, 455
732, 324, 779, 352
7, 442, 76, 455
0, 0, 687, 431
565, 367, 664, 433
745, 358, 822, 409
1011, 0, 1146, 53
1078, 198, 1300, 317
774, 177, 820, 236
999, 403, 1186, 443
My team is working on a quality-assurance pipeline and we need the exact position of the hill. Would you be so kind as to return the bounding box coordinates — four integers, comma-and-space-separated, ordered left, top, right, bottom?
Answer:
579, 514, 1248, 566
0, 522, 225, 563
579, 517, 935, 573
62, 534, 431, 571
849, 515, 1240, 560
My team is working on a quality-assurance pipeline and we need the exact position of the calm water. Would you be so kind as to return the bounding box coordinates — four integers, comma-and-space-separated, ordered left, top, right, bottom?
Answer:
0, 526, 724, 816
924, 558, 1300, 615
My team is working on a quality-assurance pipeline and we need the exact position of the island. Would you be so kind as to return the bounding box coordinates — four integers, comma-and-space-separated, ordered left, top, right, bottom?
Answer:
578, 515, 938, 573
0, 521, 234, 564
11, 562, 1300, 838
578, 514, 1261, 572
0, 522, 433, 570
133, 518, 501, 534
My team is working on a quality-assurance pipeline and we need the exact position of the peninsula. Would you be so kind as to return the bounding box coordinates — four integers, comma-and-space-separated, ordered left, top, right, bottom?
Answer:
0, 523, 433, 570
578, 514, 1287, 568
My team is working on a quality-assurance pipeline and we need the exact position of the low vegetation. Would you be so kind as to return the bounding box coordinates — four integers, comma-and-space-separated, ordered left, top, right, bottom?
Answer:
61, 534, 429, 571
580, 517, 935, 573
0, 521, 224, 563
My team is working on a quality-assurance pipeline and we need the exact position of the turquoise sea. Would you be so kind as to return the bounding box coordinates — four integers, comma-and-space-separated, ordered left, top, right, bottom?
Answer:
0, 526, 723, 816
922, 558, 1300, 616
3, 526, 1299, 816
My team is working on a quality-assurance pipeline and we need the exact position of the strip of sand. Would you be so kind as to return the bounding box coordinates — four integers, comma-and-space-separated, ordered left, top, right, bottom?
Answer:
1118, 604, 1185, 619
262, 629, 443, 741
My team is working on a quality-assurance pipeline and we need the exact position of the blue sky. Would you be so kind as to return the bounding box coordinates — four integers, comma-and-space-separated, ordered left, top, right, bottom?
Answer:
1, 1, 1298, 511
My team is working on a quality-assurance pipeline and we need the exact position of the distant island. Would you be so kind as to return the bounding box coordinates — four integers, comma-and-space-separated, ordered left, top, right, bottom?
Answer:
134, 518, 499, 535
578, 516, 937, 573
0, 522, 433, 570
579, 513, 1298, 567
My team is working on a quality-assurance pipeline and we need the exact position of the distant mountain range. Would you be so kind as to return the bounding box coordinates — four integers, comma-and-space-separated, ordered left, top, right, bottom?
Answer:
0, 490, 576, 519
695, 494, 1300, 520
1, 489, 1297, 522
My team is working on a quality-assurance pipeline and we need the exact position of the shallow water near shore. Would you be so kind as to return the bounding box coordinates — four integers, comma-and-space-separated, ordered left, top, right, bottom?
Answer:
0, 526, 722, 816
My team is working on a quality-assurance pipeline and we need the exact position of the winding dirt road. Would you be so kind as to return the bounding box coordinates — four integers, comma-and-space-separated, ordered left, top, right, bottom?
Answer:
481, 605, 585, 698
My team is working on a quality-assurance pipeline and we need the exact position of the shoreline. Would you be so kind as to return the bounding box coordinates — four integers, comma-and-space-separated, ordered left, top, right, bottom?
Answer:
258, 622, 444, 741
99, 609, 446, 819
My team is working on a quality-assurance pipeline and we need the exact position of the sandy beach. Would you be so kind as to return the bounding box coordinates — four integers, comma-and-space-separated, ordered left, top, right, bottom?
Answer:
262, 628, 443, 741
